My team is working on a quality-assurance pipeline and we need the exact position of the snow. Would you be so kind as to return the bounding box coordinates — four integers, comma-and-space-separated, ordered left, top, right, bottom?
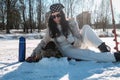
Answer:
0, 30, 120, 80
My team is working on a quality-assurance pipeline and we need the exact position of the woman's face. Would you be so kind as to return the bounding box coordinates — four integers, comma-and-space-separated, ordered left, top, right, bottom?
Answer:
51, 12, 61, 24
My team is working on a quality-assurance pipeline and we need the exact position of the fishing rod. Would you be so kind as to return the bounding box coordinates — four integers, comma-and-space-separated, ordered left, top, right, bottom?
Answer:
110, 0, 119, 52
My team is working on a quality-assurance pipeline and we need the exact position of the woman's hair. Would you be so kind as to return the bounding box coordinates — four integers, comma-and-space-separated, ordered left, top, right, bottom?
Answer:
48, 10, 70, 38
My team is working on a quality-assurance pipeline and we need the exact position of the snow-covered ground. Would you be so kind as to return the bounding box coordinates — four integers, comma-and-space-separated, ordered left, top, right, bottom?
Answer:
0, 29, 120, 80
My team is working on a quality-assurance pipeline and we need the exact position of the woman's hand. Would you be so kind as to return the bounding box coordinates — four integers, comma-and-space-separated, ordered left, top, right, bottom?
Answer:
26, 55, 42, 63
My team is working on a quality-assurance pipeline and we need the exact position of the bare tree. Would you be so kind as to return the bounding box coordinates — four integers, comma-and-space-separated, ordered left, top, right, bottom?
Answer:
19, 0, 28, 33
29, 0, 32, 33
58, 0, 61, 3
91, 0, 110, 30
93, 0, 100, 29
0, 0, 6, 30
6, 0, 11, 33
5, 0, 21, 33
63, 0, 78, 18
37, 0, 42, 32
69, 0, 74, 18
99, 0, 110, 31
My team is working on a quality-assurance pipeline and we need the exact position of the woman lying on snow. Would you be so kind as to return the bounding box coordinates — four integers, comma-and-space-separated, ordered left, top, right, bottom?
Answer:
26, 3, 120, 62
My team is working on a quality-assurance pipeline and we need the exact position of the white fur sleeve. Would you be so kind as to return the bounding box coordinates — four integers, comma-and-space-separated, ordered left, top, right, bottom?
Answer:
69, 19, 82, 38
31, 28, 51, 56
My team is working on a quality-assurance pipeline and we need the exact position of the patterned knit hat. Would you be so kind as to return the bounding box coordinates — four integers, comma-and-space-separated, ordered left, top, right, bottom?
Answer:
50, 3, 64, 13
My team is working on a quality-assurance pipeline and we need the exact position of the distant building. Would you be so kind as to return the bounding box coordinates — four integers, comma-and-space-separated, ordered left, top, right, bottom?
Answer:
76, 11, 91, 28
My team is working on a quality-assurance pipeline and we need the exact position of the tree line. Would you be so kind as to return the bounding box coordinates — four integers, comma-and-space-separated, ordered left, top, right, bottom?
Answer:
0, 0, 119, 34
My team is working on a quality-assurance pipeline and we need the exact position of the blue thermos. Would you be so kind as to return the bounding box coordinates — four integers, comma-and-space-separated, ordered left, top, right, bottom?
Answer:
19, 36, 26, 62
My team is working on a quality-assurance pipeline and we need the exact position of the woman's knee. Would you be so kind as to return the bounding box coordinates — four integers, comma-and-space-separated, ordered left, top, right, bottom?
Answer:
82, 25, 91, 30
81, 25, 91, 34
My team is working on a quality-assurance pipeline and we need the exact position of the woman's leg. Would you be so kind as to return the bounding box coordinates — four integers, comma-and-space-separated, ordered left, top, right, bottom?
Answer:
81, 25, 103, 47
80, 25, 110, 52
62, 45, 116, 62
